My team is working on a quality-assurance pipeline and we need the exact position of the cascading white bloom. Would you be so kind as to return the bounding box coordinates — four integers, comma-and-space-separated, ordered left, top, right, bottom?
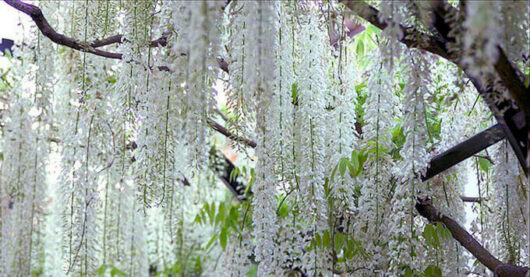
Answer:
501, 1, 530, 63
185, 0, 222, 170
0, 15, 55, 273
463, 1, 503, 76
356, 53, 399, 272
491, 142, 527, 264
222, 229, 252, 276
224, 1, 255, 141
274, 2, 296, 186
0, 1, 529, 276
388, 51, 430, 274
146, 207, 174, 271
378, 0, 406, 70
296, 11, 331, 275
247, 1, 281, 275
326, 35, 358, 208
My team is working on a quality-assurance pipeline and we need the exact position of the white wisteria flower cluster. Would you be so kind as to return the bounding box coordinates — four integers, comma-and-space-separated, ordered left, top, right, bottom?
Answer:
0, 1, 528, 276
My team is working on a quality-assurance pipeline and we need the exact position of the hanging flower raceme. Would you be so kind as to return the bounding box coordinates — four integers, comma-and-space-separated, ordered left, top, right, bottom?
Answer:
356, 52, 399, 272
246, 1, 282, 275
491, 142, 527, 264
224, 0, 254, 141
0, 1, 529, 276
387, 51, 430, 274
0, 3, 57, 273
325, 12, 359, 209
462, 1, 503, 77
295, 10, 332, 275
183, 0, 222, 171
378, 0, 406, 71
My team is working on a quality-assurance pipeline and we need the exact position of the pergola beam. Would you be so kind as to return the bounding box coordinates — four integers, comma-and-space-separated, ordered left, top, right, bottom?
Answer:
421, 124, 505, 181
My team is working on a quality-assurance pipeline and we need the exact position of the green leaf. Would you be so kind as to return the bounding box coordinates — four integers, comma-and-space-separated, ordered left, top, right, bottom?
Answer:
247, 264, 258, 277
391, 123, 406, 149
402, 267, 413, 277
347, 160, 355, 177
229, 206, 238, 226
330, 163, 339, 183
436, 223, 452, 240
334, 233, 344, 252
356, 39, 364, 56
423, 265, 442, 277
323, 230, 331, 248
477, 157, 491, 173
206, 203, 215, 225
107, 74, 117, 84
110, 267, 126, 277
219, 227, 228, 250
351, 151, 360, 176
216, 202, 226, 226
339, 158, 348, 177
245, 168, 256, 195
97, 265, 109, 276
205, 233, 219, 251
229, 167, 239, 182
358, 149, 368, 168
315, 233, 322, 248
194, 256, 203, 274
423, 224, 439, 248
291, 82, 299, 105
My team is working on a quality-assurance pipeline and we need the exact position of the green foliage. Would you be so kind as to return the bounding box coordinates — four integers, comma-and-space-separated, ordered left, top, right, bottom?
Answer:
352, 24, 380, 68
355, 83, 367, 126
477, 156, 492, 173
107, 74, 117, 84
307, 230, 369, 262
390, 122, 405, 159
422, 224, 440, 248
155, 253, 204, 277
276, 189, 294, 219
330, 148, 368, 183
291, 82, 299, 105
229, 166, 255, 196
423, 265, 443, 277
365, 140, 389, 160
97, 264, 127, 277
401, 265, 442, 277
194, 199, 251, 252
246, 264, 258, 277
422, 223, 451, 249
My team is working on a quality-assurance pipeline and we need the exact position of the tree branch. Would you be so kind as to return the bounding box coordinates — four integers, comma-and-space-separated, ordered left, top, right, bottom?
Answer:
339, 0, 451, 60
431, 1, 529, 115
4, 0, 171, 60
429, 0, 529, 176
89, 34, 123, 48
460, 196, 480, 203
4, 0, 122, 59
341, 0, 528, 175
90, 31, 171, 48
422, 124, 505, 181
415, 197, 529, 276
5, 0, 233, 75
207, 118, 257, 148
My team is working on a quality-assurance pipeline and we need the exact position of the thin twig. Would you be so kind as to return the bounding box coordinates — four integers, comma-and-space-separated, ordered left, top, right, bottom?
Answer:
207, 118, 257, 148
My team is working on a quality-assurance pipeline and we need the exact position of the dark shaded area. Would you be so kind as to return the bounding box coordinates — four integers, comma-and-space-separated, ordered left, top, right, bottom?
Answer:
0, 38, 14, 54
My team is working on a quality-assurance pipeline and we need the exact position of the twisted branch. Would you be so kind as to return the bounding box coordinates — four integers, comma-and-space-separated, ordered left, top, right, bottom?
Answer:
416, 197, 529, 277
4, 0, 170, 60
